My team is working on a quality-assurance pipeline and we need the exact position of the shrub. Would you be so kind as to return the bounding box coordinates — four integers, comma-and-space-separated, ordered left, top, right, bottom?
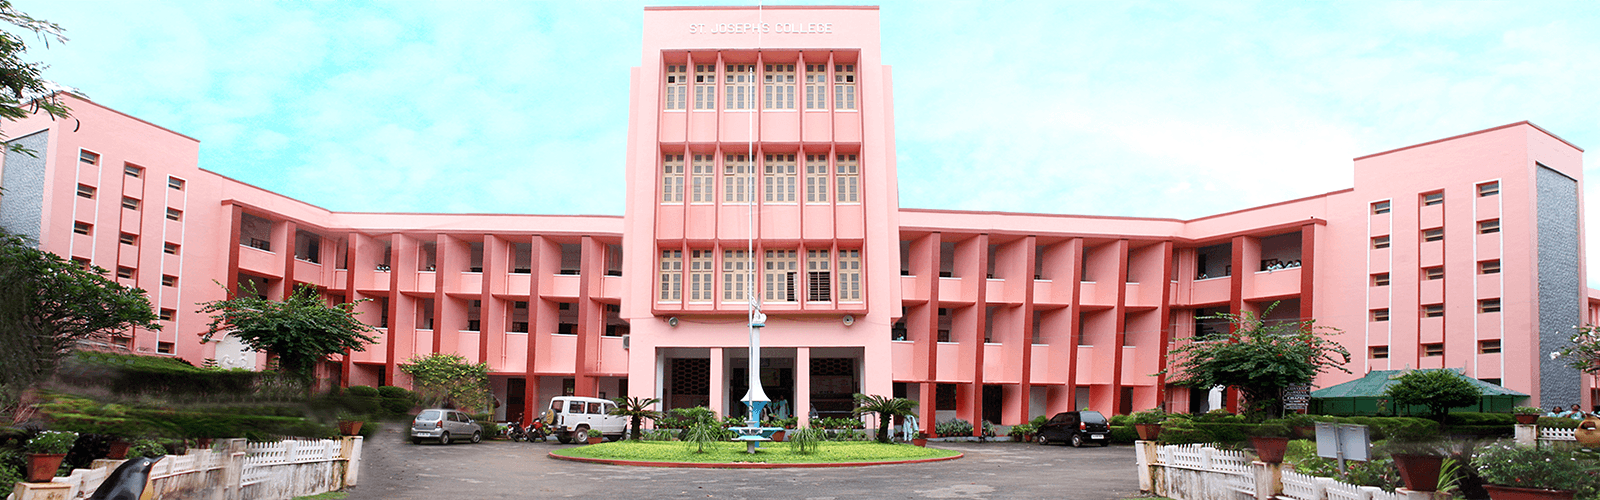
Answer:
1472, 442, 1598, 497
1253, 420, 1292, 438
1194, 410, 1245, 423
681, 423, 725, 453
1158, 416, 1212, 445
787, 427, 823, 454
934, 418, 972, 437
1030, 414, 1049, 427
642, 429, 675, 441
128, 439, 166, 459
377, 386, 417, 416
27, 431, 78, 454
1109, 426, 1138, 443
1131, 408, 1168, 425
346, 385, 379, 397
1444, 412, 1514, 426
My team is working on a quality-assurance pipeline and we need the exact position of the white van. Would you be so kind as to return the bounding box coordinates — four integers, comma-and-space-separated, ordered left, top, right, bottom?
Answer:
542, 396, 628, 443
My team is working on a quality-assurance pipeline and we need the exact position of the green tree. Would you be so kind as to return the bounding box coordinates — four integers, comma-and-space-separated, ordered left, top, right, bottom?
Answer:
398, 353, 490, 412
1161, 303, 1350, 419
1383, 369, 1482, 421
0, 230, 160, 407
608, 396, 660, 441
0, 0, 72, 154
852, 393, 918, 443
197, 283, 377, 385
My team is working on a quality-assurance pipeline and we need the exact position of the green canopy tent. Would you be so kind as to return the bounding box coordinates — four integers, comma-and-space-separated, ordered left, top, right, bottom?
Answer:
1308, 369, 1528, 416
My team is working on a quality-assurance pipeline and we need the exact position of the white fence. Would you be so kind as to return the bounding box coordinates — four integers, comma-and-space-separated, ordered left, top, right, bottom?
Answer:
14, 436, 361, 500
1138, 442, 1432, 500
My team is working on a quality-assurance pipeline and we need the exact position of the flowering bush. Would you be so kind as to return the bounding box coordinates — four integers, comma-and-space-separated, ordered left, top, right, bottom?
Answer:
1470, 442, 1599, 496
25, 431, 78, 455
1555, 325, 1600, 374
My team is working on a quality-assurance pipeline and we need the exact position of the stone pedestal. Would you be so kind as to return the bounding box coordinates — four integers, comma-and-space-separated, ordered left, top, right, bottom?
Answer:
9, 482, 73, 500
1135, 440, 1158, 492
1514, 423, 1537, 445
1252, 461, 1283, 500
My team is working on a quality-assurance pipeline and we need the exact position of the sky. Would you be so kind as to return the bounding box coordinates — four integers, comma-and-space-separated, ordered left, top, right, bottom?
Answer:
14, 1, 1600, 283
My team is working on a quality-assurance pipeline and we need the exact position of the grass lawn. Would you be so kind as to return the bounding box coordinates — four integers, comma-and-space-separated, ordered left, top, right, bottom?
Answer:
551, 440, 960, 464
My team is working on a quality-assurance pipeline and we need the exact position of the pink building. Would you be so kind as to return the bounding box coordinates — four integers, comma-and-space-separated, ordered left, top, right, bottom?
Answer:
1, 6, 1594, 430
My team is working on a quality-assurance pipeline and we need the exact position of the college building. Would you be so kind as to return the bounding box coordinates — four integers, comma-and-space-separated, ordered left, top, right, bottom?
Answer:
1, 6, 1594, 430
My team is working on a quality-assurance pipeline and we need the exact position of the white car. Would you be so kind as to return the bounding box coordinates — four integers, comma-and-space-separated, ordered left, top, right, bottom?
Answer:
543, 396, 627, 443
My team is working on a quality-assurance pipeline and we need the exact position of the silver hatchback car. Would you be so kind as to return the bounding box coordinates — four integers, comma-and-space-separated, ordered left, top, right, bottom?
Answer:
411, 409, 482, 445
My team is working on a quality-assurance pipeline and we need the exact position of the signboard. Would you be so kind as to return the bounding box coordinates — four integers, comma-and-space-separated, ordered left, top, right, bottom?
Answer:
1315, 422, 1371, 464
1283, 383, 1311, 410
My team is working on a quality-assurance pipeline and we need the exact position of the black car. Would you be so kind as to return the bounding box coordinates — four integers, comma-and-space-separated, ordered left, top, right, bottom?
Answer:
1036, 410, 1111, 447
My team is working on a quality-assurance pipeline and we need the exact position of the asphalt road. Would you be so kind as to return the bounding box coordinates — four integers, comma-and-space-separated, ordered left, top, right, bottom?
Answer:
344, 425, 1144, 500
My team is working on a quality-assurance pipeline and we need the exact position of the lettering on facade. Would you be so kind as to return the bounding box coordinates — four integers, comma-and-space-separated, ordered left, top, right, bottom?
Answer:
688, 22, 834, 35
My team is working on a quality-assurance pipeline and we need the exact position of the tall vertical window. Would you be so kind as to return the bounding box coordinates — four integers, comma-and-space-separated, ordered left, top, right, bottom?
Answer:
689, 250, 713, 302
836, 154, 859, 203
764, 154, 797, 202
723, 249, 748, 301
662, 154, 684, 202
833, 64, 856, 110
804, 154, 829, 202
664, 64, 687, 110
764, 249, 797, 302
804, 64, 827, 110
693, 65, 715, 110
838, 249, 862, 302
724, 153, 751, 203
763, 63, 795, 109
658, 250, 682, 302
807, 250, 831, 302
724, 64, 754, 110
691, 154, 714, 203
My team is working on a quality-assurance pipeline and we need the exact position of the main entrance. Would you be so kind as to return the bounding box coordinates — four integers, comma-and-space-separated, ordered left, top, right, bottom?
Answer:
659, 347, 864, 420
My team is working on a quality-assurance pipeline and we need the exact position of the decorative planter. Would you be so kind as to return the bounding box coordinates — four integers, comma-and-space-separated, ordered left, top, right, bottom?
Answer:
1575, 415, 1600, 446
1293, 426, 1316, 439
26, 453, 66, 482
1392, 454, 1443, 492
1482, 484, 1576, 500
1250, 437, 1290, 463
339, 420, 364, 436
771, 430, 785, 442
912, 437, 927, 447
106, 440, 131, 459
587, 436, 603, 445
1514, 414, 1541, 425
1134, 424, 1163, 441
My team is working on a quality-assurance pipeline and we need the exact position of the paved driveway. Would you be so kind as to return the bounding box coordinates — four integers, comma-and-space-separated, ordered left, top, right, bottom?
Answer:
345, 426, 1143, 500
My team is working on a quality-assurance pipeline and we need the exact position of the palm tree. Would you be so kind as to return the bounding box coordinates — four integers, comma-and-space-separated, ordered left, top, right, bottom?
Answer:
852, 393, 918, 444
608, 396, 661, 441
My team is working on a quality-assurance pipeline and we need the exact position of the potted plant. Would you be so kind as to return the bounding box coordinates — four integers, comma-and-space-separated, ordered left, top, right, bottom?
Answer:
1513, 406, 1544, 425
106, 438, 132, 459
1131, 408, 1167, 441
912, 430, 928, 447
1249, 420, 1291, 463
1380, 428, 1445, 493
25, 430, 77, 482
338, 413, 365, 436
1282, 412, 1318, 439
1472, 442, 1596, 499
1007, 424, 1029, 442
586, 428, 603, 445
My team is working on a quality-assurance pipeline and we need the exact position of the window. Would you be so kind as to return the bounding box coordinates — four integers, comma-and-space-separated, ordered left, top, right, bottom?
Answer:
1479, 339, 1501, 354
157, 342, 174, 354
162, 242, 179, 255
807, 249, 831, 301
1372, 235, 1390, 249
124, 164, 142, 178
1371, 308, 1389, 322
764, 249, 798, 302
1423, 304, 1444, 318
689, 250, 712, 302
764, 153, 797, 202
661, 154, 684, 202
1478, 219, 1500, 234
838, 249, 861, 301
1372, 273, 1390, 286
1370, 346, 1389, 359
76, 184, 96, 199
73, 221, 92, 235
168, 177, 184, 190
1423, 343, 1444, 357
804, 154, 829, 202
1479, 260, 1500, 274
467, 320, 480, 332
511, 322, 529, 333
1422, 191, 1443, 206
79, 150, 99, 165
723, 250, 748, 301
119, 232, 136, 246
724, 63, 754, 110
723, 153, 751, 203
162, 275, 177, 287
166, 208, 182, 221
693, 64, 715, 110
1371, 200, 1391, 215
938, 330, 951, 343
121, 197, 140, 211
514, 301, 527, 309
1478, 298, 1501, 313
1477, 181, 1499, 197
833, 64, 856, 110
804, 64, 827, 109
658, 250, 682, 302
1423, 267, 1444, 280
116, 266, 134, 279
836, 154, 859, 203
690, 154, 714, 203
664, 64, 687, 110
763, 63, 795, 109
159, 308, 175, 321
1421, 228, 1443, 242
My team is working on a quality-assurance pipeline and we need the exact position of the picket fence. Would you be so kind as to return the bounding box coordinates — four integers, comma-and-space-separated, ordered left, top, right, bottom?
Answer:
13, 436, 361, 500
1139, 442, 1429, 500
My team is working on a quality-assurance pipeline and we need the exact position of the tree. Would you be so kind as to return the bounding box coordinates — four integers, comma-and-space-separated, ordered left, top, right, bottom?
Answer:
852, 393, 918, 443
1555, 324, 1600, 375
1161, 303, 1351, 419
398, 353, 490, 412
0, 0, 73, 154
0, 229, 160, 407
198, 283, 377, 385
1383, 369, 1482, 421
608, 396, 661, 441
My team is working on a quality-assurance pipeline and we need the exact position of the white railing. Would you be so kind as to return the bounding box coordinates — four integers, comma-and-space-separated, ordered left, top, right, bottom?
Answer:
1140, 442, 1427, 500
28, 437, 360, 500
1539, 427, 1576, 441
1281, 470, 1322, 500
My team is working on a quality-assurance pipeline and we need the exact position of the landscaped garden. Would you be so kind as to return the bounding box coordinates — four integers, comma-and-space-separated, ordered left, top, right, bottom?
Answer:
552, 440, 958, 465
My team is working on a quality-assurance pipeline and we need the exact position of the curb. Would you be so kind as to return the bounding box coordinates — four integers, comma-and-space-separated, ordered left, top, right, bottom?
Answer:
547, 451, 963, 469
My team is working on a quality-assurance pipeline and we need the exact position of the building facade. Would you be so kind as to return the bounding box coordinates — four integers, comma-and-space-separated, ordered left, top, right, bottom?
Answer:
1, 6, 1594, 431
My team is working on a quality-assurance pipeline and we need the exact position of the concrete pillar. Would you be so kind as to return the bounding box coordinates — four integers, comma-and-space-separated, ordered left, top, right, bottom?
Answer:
340, 436, 363, 487
1251, 461, 1282, 500
222, 438, 247, 500
1514, 423, 1537, 445
1136, 440, 1158, 492
796, 347, 811, 428
710, 348, 725, 417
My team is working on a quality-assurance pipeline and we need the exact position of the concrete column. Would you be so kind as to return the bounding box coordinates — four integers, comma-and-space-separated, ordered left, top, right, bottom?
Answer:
1514, 423, 1537, 445
1251, 461, 1282, 500
222, 438, 247, 500
340, 436, 363, 487
710, 348, 725, 417
796, 347, 811, 428
1136, 440, 1157, 492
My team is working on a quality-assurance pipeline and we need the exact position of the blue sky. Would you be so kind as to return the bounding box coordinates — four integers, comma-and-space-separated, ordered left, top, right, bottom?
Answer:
17, 1, 1600, 283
